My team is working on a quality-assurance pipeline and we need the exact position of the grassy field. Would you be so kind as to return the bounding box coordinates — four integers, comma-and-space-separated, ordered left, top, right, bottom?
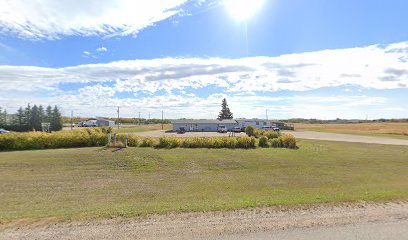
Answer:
0, 140, 407, 224
113, 124, 172, 133
295, 122, 408, 139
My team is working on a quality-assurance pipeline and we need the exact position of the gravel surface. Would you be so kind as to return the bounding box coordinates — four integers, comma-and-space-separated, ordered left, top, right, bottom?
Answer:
2, 201, 407, 240
135, 130, 408, 145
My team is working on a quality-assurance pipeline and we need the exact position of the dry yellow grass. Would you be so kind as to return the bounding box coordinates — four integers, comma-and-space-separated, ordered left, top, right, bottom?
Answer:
295, 122, 408, 137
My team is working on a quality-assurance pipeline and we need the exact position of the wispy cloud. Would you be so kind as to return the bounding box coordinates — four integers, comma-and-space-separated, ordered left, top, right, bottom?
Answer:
96, 47, 108, 53
0, 0, 189, 40
1, 41, 407, 92
0, 41, 407, 118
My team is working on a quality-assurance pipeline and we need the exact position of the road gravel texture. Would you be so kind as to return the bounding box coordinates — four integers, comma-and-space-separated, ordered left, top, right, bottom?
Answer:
1, 201, 407, 240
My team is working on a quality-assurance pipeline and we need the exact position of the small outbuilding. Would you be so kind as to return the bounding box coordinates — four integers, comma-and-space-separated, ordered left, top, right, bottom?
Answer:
171, 119, 237, 132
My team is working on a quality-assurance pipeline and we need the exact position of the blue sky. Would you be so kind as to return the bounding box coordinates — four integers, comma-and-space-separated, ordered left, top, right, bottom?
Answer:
0, 0, 407, 119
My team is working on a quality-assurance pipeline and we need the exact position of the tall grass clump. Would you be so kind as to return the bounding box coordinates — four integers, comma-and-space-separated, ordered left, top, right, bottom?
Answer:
258, 136, 269, 148
236, 136, 256, 148
280, 134, 297, 149
157, 137, 180, 149
140, 137, 157, 147
262, 130, 280, 139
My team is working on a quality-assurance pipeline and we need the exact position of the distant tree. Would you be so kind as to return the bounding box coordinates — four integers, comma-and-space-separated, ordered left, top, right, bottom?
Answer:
0, 107, 7, 128
24, 104, 32, 130
217, 98, 233, 120
46, 105, 53, 123
50, 106, 63, 131
13, 107, 25, 130
31, 105, 41, 131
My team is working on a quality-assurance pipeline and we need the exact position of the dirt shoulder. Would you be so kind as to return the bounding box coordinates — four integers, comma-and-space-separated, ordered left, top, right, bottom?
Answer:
2, 201, 407, 240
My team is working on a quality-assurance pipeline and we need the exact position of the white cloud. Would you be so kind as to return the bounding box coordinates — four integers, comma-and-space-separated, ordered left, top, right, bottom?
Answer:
0, 41, 407, 119
0, 0, 189, 40
96, 47, 108, 52
1, 41, 407, 93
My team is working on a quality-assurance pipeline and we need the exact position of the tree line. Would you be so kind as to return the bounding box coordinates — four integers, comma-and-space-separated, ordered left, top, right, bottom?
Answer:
0, 104, 63, 132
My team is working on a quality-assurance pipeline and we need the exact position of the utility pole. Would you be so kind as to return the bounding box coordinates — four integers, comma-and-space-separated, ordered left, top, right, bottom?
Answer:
161, 110, 164, 130
117, 107, 120, 130
266, 109, 268, 120
138, 112, 141, 125
70, 110, 73, 130
148, 113, 150, 121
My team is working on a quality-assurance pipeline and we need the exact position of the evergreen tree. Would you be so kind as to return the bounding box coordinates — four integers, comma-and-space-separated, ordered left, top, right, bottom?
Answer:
13, 107, 24, 130
217, 98, 233, 120
24, 104, 32, 131
0, 107, 6, 128
51, 106, 63, 131
46, 105, 53, 123
31, 105, 41, 131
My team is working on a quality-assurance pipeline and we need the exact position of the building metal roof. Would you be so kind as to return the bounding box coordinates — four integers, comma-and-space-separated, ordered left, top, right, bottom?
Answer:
171, 119, 237, 124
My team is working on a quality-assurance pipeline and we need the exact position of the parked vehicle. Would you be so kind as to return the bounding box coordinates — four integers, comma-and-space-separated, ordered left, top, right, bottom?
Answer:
0, 128, 10, 134
272, 127, 280, 132
261, 126, 273, 130
217, 125, 227, 133
177, 127, 186, 134
232, 126, 242, 133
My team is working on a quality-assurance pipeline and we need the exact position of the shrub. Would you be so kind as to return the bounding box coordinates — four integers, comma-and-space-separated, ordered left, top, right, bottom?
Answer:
269, 138, 282, 148
236, 136, 256, 148
245, 126, 255, 137
280, 134, 297, 149
140, 137, 156, 147
157, 137, 180, 149
258, 136, 269, 148
126, 135, 140, 147
262, 130, 280, 139
253, 128, 263, 138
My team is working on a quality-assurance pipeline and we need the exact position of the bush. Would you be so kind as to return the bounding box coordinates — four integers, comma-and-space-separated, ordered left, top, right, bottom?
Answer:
140, 137, 156, 147
245, 126, 255, 137
269, 138, 282, 148
280, 134, 297, 149
262, 130, 280, 139
258, 136, 269, 148
236, 136, 256, 148
126, 135, 140, 147
253, 129, 264, 138
157, 137, 180, 149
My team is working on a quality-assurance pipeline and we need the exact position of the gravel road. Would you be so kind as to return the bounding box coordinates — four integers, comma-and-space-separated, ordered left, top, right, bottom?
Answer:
2, 201, 407, 240
134, 130, 408, 145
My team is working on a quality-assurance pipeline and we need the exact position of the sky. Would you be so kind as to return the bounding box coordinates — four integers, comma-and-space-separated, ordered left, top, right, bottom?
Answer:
0, 0, 407, 120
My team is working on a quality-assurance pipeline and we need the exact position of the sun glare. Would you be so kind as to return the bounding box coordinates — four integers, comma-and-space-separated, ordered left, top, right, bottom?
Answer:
224, 0, 264, 21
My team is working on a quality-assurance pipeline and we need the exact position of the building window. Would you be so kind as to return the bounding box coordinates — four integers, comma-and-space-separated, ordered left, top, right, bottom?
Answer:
256, 121, 259, 125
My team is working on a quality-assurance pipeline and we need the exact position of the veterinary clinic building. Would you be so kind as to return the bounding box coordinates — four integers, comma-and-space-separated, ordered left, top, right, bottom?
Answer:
171, 119, 237, 132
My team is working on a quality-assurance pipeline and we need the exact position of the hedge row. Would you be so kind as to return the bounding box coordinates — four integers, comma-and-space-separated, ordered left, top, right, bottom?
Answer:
0, 128, 112, 151
0, 129, 296, 151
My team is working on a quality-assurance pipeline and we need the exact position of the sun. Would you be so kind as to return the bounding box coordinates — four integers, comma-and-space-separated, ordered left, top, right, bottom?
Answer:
224, 0, 264, 21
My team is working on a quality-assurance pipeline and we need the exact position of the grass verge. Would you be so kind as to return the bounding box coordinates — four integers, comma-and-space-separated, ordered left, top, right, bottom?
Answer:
0, 139, 407, 224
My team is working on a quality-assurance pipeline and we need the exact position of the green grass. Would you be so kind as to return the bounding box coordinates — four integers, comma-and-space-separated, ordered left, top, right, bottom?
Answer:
0, 140, 407, 224
113, 124, 171, 133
